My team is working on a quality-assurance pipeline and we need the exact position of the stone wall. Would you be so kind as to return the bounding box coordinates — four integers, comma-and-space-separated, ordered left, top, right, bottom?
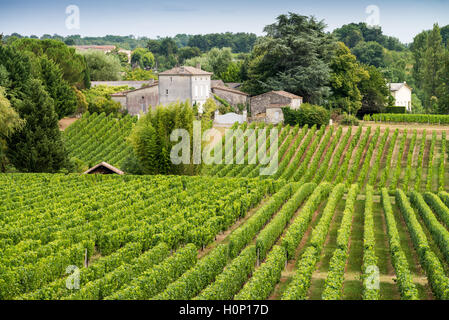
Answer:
266, 108, 284, 124
126, 85, 159, 115
250, 93, 270, 116
111, 95, 127, 108
268, 93, 292, 107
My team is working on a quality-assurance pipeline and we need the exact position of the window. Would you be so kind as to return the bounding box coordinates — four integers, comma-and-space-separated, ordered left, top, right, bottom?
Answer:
170, 77, 173, 83
166, 89, 169, 95
200, 85, 203, 97
195, 86, 198, 97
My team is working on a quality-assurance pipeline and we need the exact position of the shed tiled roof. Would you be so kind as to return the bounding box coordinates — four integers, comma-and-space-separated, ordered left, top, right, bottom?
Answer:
271, 91, 302, 99
84, 162, 124, 175
253, 90, 303, 100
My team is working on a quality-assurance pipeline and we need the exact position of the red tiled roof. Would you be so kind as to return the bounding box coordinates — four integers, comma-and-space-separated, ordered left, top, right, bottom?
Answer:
159, 66, 212, 76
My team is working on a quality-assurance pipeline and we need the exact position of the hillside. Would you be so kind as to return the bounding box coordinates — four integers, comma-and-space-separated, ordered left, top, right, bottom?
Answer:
205, 123, 449, 193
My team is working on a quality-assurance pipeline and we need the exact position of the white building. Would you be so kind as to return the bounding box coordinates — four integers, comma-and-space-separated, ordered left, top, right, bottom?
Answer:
158, 65, 212, 111
388, 82, 412, 112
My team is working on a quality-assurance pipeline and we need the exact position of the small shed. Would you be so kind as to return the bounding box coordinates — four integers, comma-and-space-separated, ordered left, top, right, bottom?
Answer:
250, 90, 303, 117
83, 162, 125, 175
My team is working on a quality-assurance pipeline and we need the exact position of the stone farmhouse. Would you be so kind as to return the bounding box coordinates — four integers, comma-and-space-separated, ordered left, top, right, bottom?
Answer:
111, 65, 251, 116
250, 91, 303, 123
388, 82, 412, 112
109, 65, 301, 124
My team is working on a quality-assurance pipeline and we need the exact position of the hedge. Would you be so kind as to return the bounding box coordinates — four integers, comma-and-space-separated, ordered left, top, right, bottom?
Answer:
282, 103, 330, 127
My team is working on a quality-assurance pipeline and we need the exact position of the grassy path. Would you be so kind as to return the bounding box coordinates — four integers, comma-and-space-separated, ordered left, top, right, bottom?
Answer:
391, 197, 434, 299
307, 199, 345, 299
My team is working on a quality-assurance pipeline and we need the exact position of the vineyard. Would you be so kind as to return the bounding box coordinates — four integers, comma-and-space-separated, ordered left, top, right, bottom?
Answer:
364, 113, 449, 125
3, 117, 449, 301
2, 173, 449, 300
0, 174, 272, 300
64, 112, 136, 169
205, 123, 449, 193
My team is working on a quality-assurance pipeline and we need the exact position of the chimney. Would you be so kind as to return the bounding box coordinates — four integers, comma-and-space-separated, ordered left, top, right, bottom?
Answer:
180, 66, 185, 72
196, 63, 201, 70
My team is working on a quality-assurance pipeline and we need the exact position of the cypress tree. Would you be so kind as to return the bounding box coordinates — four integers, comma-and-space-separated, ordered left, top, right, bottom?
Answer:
0, 45, 68, 172
421, 24, 445, 111
39, 56, 77, 119
437, 47, 449, 114
7, 78, 68, 172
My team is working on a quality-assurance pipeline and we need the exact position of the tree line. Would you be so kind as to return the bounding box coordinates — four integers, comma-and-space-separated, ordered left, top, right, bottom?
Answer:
3, 33, 257, 53
239, 14, 449, 118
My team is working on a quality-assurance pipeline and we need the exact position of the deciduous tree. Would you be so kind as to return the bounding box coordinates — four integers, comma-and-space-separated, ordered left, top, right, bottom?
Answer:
329, 42, 368, 115
82, 50, 122, 81
241, 13, 335, 105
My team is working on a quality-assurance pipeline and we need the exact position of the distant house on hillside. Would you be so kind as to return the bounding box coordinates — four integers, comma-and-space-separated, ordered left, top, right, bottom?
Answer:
250, 91, 303, 124
74, 45, 131, 63
388, 82, 412, 112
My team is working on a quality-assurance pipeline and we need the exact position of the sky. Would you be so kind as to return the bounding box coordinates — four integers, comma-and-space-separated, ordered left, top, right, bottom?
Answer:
0, 0, 448, 44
